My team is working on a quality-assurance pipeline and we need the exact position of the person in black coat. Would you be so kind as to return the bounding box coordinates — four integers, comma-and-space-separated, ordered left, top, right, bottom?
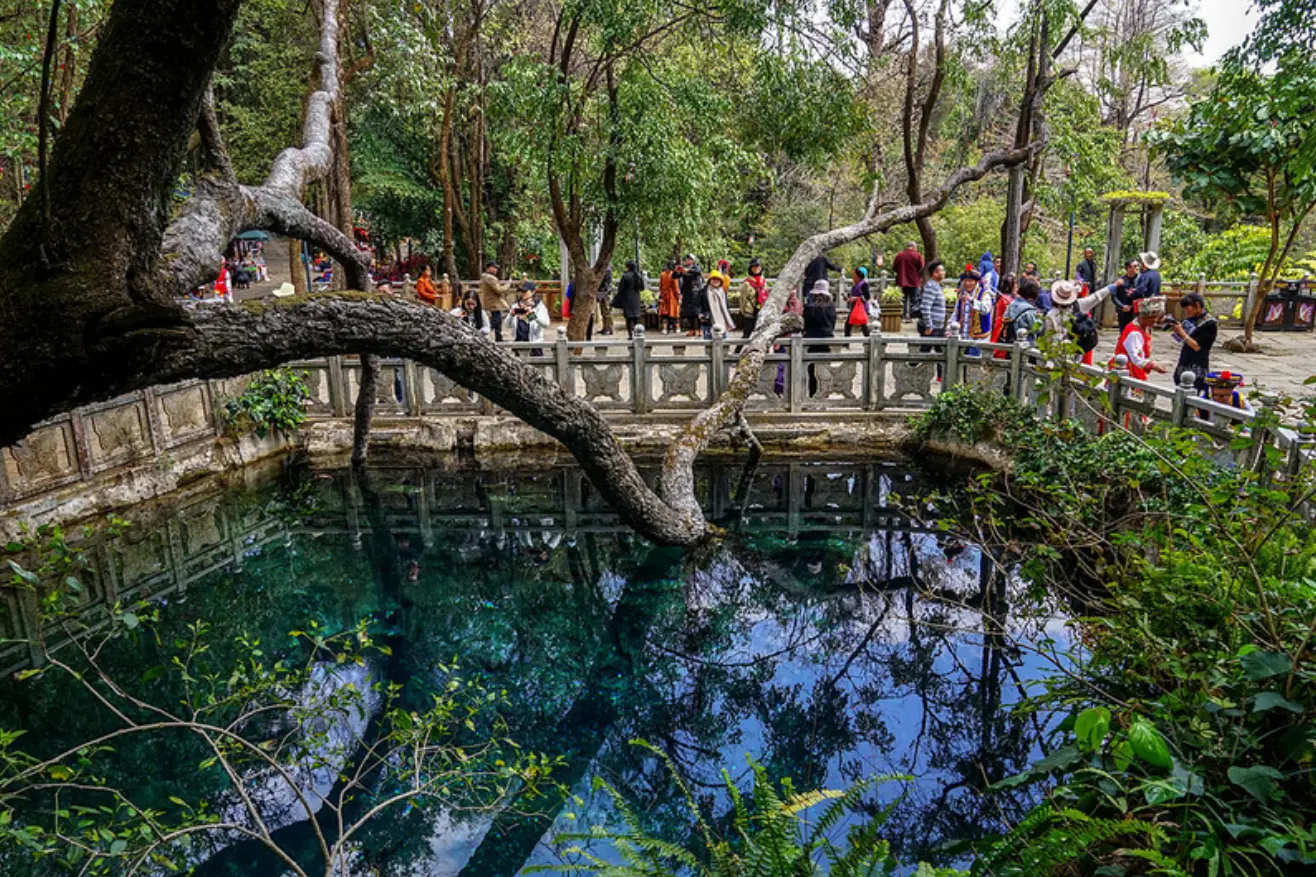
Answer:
612, 261, 646, 339
678, 254, 703, 336
803, 279, 836, 398
1076, 247, 1098, 289
803, 254, 841, 298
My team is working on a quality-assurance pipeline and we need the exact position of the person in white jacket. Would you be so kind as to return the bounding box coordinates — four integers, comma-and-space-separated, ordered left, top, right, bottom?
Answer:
705, 271, 736, 338
1045, 279, 1115, 364
510, 286, 551, 353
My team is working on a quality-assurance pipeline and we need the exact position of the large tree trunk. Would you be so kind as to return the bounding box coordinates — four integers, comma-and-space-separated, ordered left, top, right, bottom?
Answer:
0, 0, 1049, 552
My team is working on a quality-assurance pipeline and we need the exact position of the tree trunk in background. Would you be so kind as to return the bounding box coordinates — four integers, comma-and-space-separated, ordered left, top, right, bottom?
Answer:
291, 238, 308, 293
56, 3, 79, 124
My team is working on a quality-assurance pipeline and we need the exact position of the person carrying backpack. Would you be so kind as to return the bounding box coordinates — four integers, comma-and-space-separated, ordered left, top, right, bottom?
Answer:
998, 277, 1042, 344
1046, 279, 1113, 365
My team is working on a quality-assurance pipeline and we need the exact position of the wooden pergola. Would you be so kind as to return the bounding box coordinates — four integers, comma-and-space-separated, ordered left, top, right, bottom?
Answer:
1100, 190, 1170, 285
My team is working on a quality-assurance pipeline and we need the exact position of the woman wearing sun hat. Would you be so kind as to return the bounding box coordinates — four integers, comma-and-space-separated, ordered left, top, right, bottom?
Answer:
1045, 279, 1114, 364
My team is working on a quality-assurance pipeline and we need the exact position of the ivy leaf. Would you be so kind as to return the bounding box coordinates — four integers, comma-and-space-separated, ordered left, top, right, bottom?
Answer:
1074, 707, 1111, 751
1227, 764, 1285, 802
1129, 718, 1173, 770
1252, 692, 1303, 713
1240, 650, 1291, 680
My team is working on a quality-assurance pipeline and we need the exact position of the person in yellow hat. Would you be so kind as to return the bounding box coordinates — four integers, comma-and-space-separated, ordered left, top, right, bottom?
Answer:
704, 270, 735, 338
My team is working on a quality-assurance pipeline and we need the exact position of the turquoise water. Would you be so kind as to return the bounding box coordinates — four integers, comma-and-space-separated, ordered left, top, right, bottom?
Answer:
0, 456, 1067, 875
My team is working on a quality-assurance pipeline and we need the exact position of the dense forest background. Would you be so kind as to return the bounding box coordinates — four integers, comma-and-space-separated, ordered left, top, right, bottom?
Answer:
0, 0, 1310, 281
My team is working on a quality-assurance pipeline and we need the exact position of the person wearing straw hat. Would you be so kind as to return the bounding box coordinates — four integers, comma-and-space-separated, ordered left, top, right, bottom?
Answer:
1135, 251, 1162, 299
1197, 371, 1254, 421
1108, 295, 1168, 380
1045, 278, 1114, 364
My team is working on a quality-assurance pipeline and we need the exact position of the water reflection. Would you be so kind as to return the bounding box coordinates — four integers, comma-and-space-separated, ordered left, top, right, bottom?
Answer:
0, 456, 1065, 876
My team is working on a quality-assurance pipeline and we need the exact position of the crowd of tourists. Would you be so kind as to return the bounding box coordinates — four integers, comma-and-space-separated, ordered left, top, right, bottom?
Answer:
207, 236, 1244, 414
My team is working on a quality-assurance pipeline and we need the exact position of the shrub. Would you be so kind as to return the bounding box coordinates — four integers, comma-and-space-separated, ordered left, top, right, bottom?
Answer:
223, 368, 310, 438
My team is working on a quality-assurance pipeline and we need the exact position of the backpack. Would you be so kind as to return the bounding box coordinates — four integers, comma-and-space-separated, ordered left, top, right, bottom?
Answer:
1070, 311, 1099, 353
999, 303, 1036, 343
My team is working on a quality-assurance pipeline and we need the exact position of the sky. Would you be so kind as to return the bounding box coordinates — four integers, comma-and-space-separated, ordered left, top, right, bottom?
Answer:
1193, 0, 1258, 67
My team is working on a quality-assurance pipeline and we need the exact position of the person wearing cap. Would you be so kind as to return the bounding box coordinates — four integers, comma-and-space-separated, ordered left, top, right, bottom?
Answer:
704, 270, 735, 339
845, 266, 871, 337
893, 241, 924, 319
659, 260, 682, 334
1108, 295, 1168, 380
479, 260, 512, 341
1135, 251, 1162, 299
803, 279, 837, 396
1171, 291, 1216, 390
740, 258, 767, 338
1045, 279, 1114, 364
951, 266, 994, 351
1198, 371, 1254, 421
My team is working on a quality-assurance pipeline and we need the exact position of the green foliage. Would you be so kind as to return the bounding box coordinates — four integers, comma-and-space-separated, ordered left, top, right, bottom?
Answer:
222, 367, 310, 438
213, 0, 320, 185
536, 741, 936, 877
917, 385, 1316, 875
1149, 56, 1316, 300
0, 519, 560, 875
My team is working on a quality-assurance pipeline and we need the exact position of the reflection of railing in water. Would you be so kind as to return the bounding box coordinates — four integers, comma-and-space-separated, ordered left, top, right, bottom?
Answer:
0, 460, 937, 677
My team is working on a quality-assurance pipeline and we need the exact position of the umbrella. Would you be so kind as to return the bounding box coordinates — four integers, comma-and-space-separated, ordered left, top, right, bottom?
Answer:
236, 230, 271, 241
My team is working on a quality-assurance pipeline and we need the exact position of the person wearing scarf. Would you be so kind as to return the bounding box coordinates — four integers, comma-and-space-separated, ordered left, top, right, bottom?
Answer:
951, 266, 993, 354
740, 258, 767, 338
845, 267, 871, 337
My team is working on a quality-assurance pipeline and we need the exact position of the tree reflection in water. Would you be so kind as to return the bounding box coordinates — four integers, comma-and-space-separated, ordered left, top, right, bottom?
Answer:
0, 456, 1065, 876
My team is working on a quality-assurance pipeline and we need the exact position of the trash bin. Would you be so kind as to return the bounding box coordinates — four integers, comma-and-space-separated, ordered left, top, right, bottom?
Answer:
1293, 280, 1316, 332
1258, 281, 1314, 332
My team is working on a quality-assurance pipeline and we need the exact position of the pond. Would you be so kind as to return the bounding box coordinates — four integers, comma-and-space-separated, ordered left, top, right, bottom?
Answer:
0, 455, 1069, 876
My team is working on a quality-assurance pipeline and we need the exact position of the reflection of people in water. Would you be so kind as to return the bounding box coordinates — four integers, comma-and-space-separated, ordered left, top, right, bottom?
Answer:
394, 533, 422, 581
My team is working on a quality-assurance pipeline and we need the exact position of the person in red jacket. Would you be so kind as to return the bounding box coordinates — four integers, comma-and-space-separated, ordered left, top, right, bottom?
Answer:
892, 241, 925, 320
1108, 296, 1168, 380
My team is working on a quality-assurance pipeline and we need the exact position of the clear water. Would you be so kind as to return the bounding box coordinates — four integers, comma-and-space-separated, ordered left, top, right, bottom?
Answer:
0, 455, 1067, 875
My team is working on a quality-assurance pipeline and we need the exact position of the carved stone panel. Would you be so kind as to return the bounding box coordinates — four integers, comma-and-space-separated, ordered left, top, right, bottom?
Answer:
811, 361, 859, 400
87, 403, 150, 468
656, 363, 702, 404
747, 363, 788, 410
888, 361, 935, 402
579, 362, 626, 403
159, 385, 213, 444
4, 422, 78, 491
427, 369, 471, 406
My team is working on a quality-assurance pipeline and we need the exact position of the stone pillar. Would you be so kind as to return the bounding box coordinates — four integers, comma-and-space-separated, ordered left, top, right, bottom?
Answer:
1102, 206, 1125, 286
1146, 203, 1164, 255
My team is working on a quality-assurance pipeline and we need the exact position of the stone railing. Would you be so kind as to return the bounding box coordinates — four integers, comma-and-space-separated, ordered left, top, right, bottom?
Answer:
0, 379, 244, 506
6, 329, 1313, 508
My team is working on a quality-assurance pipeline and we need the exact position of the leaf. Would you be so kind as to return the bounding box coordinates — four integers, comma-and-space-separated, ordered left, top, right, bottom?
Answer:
63, 576, 82, 594
121, 611, 139, 630
168, 796, 187, 807
1241, 650, 1292, 680
1252, 692, 1303, 713
1075, 707, 1111, 751
1227, 764, 1284, 802
109, 839, 127, 855
1129, 718, 1173, 770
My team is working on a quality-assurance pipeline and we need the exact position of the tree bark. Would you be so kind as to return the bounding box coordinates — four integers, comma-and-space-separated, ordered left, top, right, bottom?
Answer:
351, 354, 379, 466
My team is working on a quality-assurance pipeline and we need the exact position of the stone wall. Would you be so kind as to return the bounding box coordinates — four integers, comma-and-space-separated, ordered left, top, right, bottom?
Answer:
0, 378, 292, 540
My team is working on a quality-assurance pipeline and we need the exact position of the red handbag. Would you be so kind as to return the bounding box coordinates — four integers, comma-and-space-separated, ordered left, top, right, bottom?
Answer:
848, 297, 869, 326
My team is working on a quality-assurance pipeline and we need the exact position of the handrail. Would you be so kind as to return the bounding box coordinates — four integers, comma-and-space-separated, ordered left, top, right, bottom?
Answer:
3, 330, 1312, 507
